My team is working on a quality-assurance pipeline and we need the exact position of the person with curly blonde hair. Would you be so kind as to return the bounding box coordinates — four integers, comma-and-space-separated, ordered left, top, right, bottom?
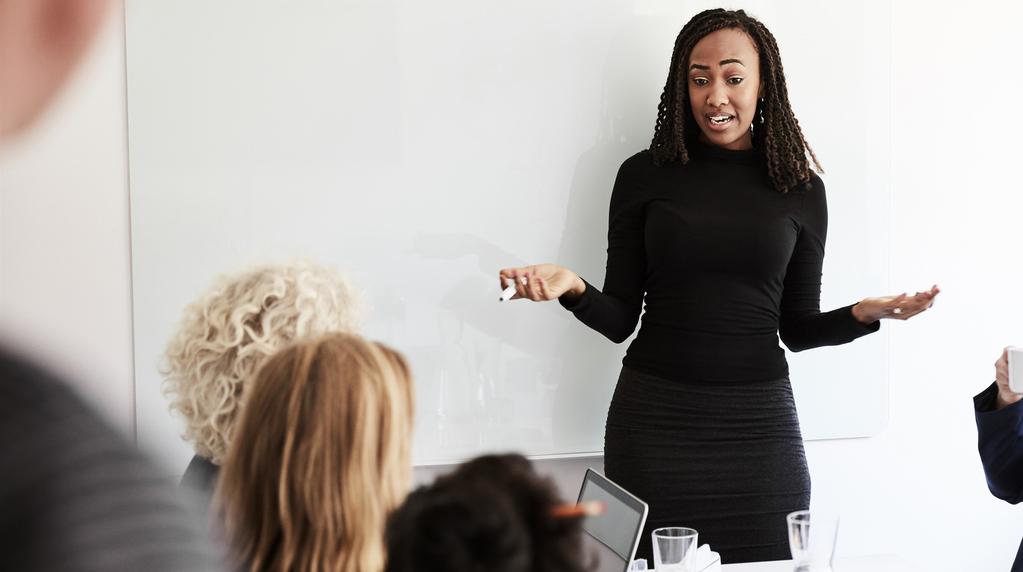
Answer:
218, 332, 414, 572
163, 262, 361, 509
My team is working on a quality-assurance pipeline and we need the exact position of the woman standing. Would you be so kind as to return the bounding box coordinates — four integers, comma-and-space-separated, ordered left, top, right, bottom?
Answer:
500, 8, 937, 563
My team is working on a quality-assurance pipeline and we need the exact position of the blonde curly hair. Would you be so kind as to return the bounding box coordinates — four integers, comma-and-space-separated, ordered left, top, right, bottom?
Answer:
162, 262, 361, 464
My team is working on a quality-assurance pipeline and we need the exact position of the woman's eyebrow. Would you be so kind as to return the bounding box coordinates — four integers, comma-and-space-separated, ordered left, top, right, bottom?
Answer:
689, 58, 745, 72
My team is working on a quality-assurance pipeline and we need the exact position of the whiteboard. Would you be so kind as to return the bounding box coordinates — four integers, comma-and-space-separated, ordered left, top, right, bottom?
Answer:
126, 0, 891, 468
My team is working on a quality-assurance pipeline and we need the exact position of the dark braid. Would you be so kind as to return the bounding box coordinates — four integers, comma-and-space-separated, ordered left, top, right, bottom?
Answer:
650, 8, 823, 193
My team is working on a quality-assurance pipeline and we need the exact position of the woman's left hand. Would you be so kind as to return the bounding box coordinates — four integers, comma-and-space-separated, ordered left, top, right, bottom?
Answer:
851, 285, 940, 324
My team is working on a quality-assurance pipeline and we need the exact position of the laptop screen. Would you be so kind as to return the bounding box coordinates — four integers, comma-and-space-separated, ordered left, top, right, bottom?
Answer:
577, 469, 648, 572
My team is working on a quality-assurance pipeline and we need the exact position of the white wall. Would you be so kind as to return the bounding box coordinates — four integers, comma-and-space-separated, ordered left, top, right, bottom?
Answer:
0, 10, 134, 434
2, 3, 1022, 570
798, 3, 1023, 568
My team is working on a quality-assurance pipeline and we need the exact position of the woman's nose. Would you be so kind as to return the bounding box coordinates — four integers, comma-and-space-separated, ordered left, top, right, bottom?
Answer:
707, 85, 729, 107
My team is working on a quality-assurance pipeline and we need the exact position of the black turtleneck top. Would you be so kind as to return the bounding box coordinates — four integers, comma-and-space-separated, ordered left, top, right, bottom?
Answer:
560, 142, 879, 383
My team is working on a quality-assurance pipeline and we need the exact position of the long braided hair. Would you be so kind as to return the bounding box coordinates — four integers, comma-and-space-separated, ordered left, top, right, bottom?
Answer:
650, 8, 822, 193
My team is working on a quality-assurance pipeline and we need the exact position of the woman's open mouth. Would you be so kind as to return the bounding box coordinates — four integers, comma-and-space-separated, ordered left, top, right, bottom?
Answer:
706, 113, 734, 131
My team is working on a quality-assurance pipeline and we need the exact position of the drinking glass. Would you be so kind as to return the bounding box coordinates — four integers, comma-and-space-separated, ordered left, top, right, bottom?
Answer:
787, 510, 839, 571
651, 527, 699, 572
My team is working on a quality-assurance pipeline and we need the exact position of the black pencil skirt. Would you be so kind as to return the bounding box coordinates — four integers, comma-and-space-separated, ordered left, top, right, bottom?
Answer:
603, 366, 811, 565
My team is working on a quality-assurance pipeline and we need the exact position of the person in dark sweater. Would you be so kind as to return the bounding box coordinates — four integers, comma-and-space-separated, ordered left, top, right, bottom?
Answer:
0, 1, 219, 569
162, 262, 361, 511
0, 350, 220, 571
974, 348, 1023, 572
499, 8, 938, 563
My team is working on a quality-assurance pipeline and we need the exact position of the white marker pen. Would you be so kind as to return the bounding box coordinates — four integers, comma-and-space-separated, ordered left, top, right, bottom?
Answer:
499, 283, 518, 302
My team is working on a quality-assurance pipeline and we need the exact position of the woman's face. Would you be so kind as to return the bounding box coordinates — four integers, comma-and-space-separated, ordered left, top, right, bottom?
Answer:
687, 28, 762, 151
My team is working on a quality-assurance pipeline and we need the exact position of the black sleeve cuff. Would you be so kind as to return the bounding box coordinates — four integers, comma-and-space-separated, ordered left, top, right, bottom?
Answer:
975, 382, 1000, 413
842, 303, 881, 335
975, 381, 1023, 431
558, 278, 593, 313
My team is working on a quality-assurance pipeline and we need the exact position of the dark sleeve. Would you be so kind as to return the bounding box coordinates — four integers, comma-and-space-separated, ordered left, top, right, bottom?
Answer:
0, 349, 222, 572
180, 455, 220, 516
778, 175, 880, 352
975, 382, 1023, 504
558, 155, 647, 343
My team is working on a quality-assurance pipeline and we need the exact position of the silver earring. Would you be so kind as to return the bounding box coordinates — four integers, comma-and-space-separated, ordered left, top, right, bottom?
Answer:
751, 98, 766, 135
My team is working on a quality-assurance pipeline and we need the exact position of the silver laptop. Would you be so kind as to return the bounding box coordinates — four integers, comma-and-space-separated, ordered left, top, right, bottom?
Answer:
576, 468, 648, 572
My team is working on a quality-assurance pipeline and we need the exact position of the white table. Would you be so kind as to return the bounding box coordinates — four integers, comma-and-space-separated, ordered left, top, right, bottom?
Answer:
719, 554, 918, 571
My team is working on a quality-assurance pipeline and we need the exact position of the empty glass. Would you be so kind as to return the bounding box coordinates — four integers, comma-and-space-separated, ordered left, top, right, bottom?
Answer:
787, 510, 840, 571
651, 527, 699, 572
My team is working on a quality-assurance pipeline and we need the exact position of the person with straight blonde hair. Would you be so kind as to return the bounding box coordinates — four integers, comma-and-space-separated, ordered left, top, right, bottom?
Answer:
218, 332, 415, 572
163, 261, 361, 510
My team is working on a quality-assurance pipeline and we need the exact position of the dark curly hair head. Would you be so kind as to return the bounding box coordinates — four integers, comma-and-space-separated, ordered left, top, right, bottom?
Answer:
650, 8, 822, 193
384, 454, 590, 572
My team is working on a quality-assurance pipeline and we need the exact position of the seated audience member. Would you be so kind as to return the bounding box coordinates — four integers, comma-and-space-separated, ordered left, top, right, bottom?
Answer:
162, 262, 360, 509
385, 454, 590, 572
975, 347, 1023, 571
218, 333, 414, 572
1, 0, 219, 569
0, 352, 221, 571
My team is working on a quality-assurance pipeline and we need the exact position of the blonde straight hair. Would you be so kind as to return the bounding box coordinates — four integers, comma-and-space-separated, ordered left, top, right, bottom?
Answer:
218, 333, 414, 572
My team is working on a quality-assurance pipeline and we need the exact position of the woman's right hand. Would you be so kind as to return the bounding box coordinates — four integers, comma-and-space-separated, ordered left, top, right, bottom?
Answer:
498, 264, 586, 303
995, 347, 1023, 410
